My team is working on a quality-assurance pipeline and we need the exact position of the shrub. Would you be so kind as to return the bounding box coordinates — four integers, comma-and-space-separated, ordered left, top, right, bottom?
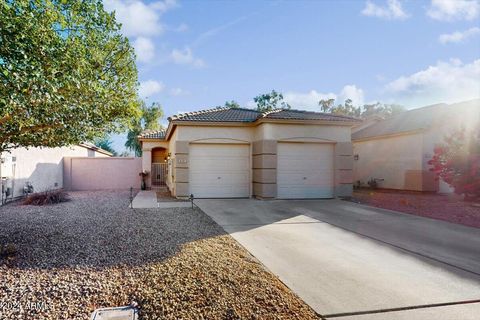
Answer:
0, 243, 17, 258
429, 129, 480, 201
23, 189, 70, 206
0, 243, 18, 265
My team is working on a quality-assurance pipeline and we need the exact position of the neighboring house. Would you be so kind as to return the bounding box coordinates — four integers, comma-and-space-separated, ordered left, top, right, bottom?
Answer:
352, 99, 480, 193
139, 107, 360, 199
0, 143, 111, 202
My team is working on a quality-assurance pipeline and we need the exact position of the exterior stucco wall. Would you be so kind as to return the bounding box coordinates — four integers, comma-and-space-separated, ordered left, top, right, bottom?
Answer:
141, 140, 169, 189
353, 133, 424, 190
334, 142, 354, 197
0, 145, 101, 199
257, 123, 351, 142
252, 140, 277, 199
142, 122, 354, 198
64, 157, 142, 191
176, 125, 255, 142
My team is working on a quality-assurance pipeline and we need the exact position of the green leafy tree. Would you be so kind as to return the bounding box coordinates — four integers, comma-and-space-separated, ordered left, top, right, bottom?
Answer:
331, 99, 362, 117
94, 136, 117, 156
318, 99, 405, 118
118, 150, 132, 157
0, 0, 140, 153
254, 90, 291, 112
319, 98, 335, 112
362, 102, 405, 118
125, 102, 164, 157
224, 100, 240, 108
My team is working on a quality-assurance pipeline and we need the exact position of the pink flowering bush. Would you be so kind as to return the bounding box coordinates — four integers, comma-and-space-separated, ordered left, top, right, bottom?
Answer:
428, 129, 480, 201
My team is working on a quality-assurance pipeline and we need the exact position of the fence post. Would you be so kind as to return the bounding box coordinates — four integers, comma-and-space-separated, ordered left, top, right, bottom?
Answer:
130, 187, 133, 208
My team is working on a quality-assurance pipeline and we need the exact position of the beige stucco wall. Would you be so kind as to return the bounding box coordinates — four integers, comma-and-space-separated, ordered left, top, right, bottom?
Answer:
140, 140, 168, 189
255, 123, 351, 142
0, 145, 102, 199
174, 123, 353, 198
176, 125, 255, 142
64, 157, 142, 191
141, 122, 354, 198
353, 133, 424, 190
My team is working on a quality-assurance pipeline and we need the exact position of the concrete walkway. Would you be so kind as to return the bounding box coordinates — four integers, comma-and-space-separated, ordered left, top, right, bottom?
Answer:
196, 198, 480, 319
131, 191, 157, 208
131, 191, 190, 208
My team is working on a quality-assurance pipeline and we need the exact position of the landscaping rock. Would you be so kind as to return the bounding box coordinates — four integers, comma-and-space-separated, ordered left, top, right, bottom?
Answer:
0, 191, 318, 319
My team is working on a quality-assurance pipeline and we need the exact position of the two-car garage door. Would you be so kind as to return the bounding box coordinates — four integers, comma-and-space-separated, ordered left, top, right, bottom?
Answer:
189, 142, 334, 199
277, 143, 334, 199
189, 144, 250, 198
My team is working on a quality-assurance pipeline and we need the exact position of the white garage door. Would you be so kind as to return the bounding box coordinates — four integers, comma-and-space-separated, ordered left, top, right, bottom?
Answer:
277, 143, 334, 199
189, 144, 250, 198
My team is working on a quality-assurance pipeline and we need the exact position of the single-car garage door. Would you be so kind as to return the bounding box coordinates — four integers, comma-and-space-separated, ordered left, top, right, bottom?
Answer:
277, 142, 334, 199
189, 144, 250, 198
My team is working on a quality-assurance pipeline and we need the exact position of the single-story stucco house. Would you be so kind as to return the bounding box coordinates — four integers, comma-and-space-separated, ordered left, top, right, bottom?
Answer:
139, 107, 360, 199
0, 143, 112, 203
352, 99, 479, 193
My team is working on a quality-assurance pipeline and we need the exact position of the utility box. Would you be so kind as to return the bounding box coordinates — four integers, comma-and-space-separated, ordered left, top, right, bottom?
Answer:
90, 306, 138, 320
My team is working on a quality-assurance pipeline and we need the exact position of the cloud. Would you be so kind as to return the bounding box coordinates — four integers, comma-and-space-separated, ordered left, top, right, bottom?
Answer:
150, 0, 178, 13
139, 80, 165, 98
338, 85, 365, 106
361, 0, 409, 20
283, 91, 336, 110
104, 0, 177, 37
385, 58, 480, 105
169, 88, 189, 96
438, 27, 480, 44
427, 0, 480, 21
170, 47, 206, 68
283, 85, 365, 110
173, 23, 189, 32
192, 12, 258, 47
133, 37, 155, 63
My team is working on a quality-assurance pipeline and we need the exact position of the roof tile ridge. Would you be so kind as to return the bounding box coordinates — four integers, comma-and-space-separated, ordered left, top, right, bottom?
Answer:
168, 106, 230, 121
260, 108, 283, 119
138, 128, 165, 138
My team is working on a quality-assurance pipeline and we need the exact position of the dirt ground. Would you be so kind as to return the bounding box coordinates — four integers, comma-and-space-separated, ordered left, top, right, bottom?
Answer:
351, 189, 480, 228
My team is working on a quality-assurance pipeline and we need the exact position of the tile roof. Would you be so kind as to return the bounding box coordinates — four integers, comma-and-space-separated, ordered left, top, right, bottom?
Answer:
140, 107, 361, 139
167, 107, 360, 123
264, 109, 361, 122
138, 129, 166, 139
352, 99, 480, 141
168, 107, 262, 122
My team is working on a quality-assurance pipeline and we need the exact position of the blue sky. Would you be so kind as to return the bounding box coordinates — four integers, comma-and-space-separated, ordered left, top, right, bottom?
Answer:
104, 0, 480, 153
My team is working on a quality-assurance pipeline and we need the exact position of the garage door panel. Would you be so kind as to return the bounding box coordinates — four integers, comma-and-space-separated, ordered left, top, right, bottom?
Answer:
190, 173, 249, 184
190, 158, 249, 172
189, 144, 250, 198
277, 143, 334, 199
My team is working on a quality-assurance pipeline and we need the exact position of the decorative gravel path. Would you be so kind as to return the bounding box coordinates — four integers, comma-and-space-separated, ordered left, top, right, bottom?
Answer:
0, 191, 318, 319
351, 189, 480, 228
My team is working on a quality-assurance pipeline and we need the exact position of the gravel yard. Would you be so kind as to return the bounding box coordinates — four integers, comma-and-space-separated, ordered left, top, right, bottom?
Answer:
351, 189, 480, 228
0, 191, 318, 319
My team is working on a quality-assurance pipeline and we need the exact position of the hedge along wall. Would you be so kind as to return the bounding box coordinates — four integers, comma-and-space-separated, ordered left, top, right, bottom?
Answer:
63, 157, 142, 190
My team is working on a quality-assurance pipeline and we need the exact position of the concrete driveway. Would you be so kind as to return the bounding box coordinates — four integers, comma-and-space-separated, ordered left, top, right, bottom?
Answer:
195, 198, 480, 319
